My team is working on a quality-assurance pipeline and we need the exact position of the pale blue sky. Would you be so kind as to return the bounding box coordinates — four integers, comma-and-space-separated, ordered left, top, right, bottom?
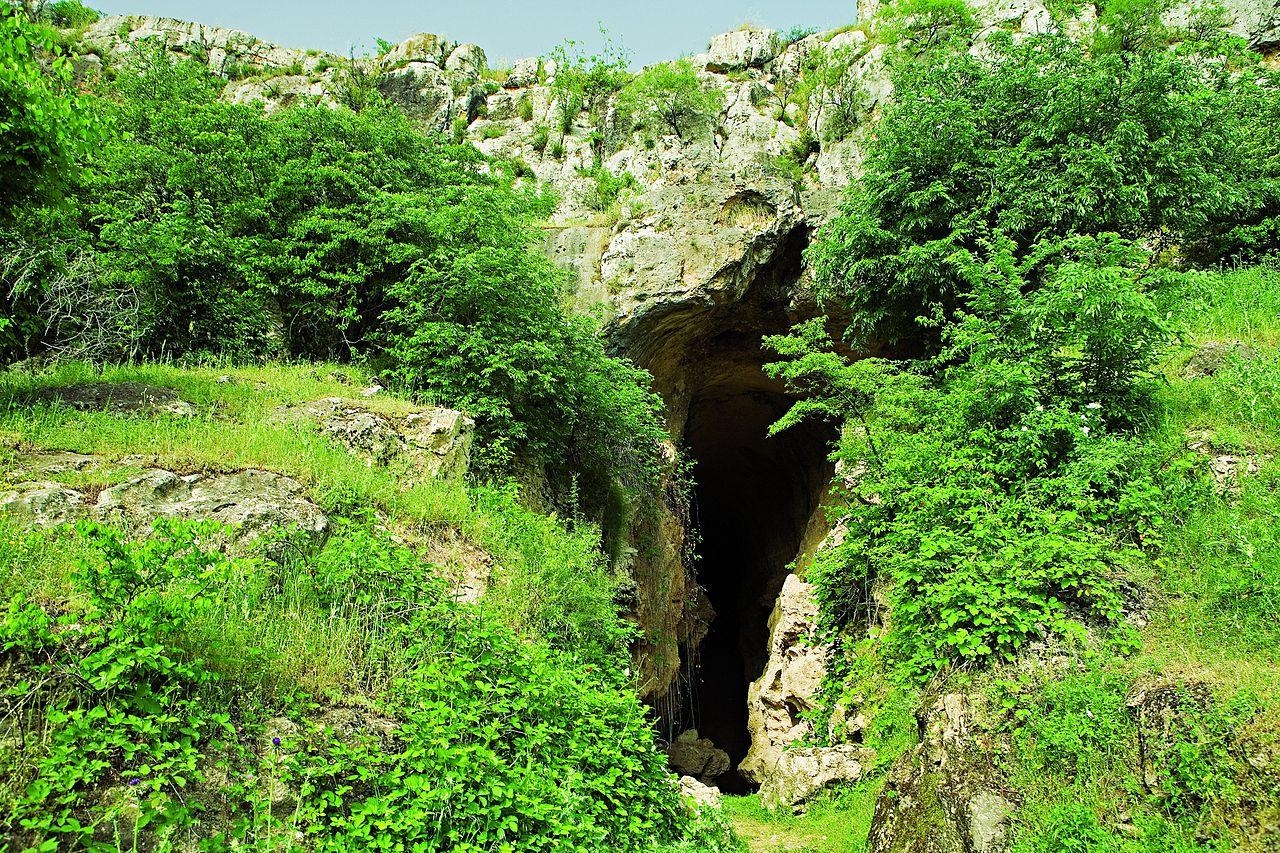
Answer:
92, 1, 859, 66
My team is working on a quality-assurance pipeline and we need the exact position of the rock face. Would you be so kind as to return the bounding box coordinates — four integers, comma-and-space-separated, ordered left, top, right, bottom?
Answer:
740, 574, 829, 784
0, 467, 329, 543
95, 468, 329, 541
677, 775, 723, 809
667, 729, 731, 784
868, 693, 1014, 853
82, 15, 331, 78
703, 28, 783, 71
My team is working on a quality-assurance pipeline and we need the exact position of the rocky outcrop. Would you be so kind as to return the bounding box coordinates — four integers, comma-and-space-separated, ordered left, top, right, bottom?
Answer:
740, 574, 829, 783
29, 382, 196, 417
868, 693, 1015, 853
677, 775, 723, 809
667, 729, 731, 784
1, 464, 329, 543
272, 398, 474, 479
95, 468, 329, 541
759, 745, 877, 811
81, 15, 333, 78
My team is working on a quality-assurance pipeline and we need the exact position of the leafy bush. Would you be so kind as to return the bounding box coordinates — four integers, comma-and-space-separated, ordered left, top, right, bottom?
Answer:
578, 163, 638, 211
807, 21, 1279, 348
0, 520, 705, 850
12, 43, 666, 515
0, 4, 95, 213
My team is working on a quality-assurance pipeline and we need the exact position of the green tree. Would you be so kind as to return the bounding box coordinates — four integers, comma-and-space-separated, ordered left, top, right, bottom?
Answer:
616, 59, 724, 141
807, 21, 1275, 348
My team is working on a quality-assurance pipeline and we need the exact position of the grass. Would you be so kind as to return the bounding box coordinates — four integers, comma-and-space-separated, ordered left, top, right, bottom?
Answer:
0, 360, 626, 687
723, 783, 882, 853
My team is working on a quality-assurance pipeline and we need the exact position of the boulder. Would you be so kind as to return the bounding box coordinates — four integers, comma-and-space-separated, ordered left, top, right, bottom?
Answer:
30, 382, 196, 417
1182, 339, 1256, 379
504, 56, 543, 88
705, 28, 782, 72
0, 482, 85, 527
273, 398, 474, 478
678, 775, 723, 809
667, 729, 731, 783
379, 33, 454, 69
868, 693, 1014, 853
378, 62, 453, 122
759, 745, 876, 811
446, 43, 487, 78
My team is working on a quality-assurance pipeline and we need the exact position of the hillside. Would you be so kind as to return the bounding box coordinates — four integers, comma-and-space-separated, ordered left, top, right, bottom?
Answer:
3, 0, 1280, 850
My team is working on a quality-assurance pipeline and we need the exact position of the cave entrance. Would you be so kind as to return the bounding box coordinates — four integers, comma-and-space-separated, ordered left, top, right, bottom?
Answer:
612, 222, 840, 790
683, 347, 835, 792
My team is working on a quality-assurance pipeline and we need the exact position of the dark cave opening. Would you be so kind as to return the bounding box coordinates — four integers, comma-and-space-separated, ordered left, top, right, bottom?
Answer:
683, 347, 835, 793
620, 223, 845, 790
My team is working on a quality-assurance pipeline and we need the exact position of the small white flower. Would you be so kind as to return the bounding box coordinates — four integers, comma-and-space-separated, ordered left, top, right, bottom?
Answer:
1081, 426, 1090, 435
1021, 426, 1028, 432
1035, 404, 1044, 412
1086, 402, 1102, 410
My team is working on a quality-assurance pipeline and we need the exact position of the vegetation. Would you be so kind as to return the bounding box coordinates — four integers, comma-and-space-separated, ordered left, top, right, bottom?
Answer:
616, 59, 724, 142
759, 1, 1280, 849
0, 36, 667, 518
0, 4, 94, 213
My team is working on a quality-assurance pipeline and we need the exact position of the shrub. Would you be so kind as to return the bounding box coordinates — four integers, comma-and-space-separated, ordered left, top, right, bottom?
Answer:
43, 0, 99, 28
0, 520, 701, 851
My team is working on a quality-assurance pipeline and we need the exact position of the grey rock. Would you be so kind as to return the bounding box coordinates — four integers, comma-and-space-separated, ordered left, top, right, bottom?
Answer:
667, 729, 731, 784
94, 468, 328, 543
759, 745, 876, 811
0, 482, 85, 526
705, 28, 782, 71
30, 382, 196, 417
273, 398, 474, 479
740, 574, 830, 786
1182, 339, 1256, 379
677, 775, 723, 809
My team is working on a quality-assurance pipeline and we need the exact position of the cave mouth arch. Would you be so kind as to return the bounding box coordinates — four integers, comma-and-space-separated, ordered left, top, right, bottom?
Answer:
615, 224, 840, 792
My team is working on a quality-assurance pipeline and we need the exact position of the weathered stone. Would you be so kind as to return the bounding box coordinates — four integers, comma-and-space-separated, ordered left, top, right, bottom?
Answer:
504, 56, 543, 88
82, 15, 331, 77
273, 398, 473, 479
445, 43, 487, 78
677, 775, 723, 809
741, 574, 830, 786
0, 482, 85, 526
94, 469, 328, 542
379, 33, 454, 70
1182, 339, 1257, 379
30, 382, 196, 417
377, 62, 453, 122
759, 745, 876, 811
868, 693, 1013, 853
224, 74, 331, 112
667, 729, 731, 783
705, 28, 782, 71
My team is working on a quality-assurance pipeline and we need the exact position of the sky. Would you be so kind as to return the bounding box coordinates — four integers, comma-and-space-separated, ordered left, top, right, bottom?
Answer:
90, 0, 859, 67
